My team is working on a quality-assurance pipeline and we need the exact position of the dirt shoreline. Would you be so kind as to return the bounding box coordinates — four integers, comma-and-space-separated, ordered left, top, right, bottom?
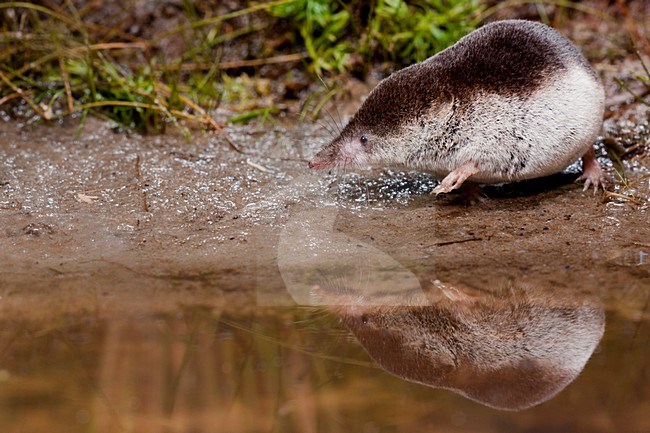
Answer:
0, 100, 648, 321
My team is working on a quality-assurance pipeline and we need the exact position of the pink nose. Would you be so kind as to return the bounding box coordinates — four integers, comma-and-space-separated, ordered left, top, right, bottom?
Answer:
308, 157, 332, 170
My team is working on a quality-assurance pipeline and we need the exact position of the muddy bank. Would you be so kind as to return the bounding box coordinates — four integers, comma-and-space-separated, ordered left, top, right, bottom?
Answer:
0, 99, 648, 320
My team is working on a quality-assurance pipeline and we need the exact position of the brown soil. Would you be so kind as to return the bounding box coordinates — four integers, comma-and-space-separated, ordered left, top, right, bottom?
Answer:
0, 100, 648, 320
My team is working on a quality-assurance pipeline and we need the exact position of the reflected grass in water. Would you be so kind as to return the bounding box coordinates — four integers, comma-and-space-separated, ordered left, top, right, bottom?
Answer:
0, 307, 368, 433
0, 300, 648, 433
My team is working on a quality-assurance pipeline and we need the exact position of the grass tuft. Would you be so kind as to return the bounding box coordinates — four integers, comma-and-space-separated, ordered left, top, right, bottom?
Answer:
270, 0, 484, 75
0, 1, 298, 136
4, 0, 644, 135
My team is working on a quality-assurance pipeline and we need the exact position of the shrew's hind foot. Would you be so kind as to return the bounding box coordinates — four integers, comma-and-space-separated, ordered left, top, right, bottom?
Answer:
432, 161, 480, 195
576, 147, 607, 194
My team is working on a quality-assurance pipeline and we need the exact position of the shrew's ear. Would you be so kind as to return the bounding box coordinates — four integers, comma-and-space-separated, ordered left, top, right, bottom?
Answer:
428, 89, 456, 122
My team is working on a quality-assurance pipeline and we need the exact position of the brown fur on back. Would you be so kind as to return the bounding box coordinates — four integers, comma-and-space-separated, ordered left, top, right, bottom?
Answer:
348, 20, 590, 138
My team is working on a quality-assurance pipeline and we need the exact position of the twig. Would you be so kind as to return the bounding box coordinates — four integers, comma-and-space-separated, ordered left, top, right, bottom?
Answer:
53, 35, 74, 113
434, 237, 483, 247
154, 83, 242, 153
153, 0, 297, 42
0, 71, 48, 119
614, 77, 650, 107
246, 158, 273, 173
0, 92, 22, 106
603, 191, 644, 205
219, 53, 309, 69
0, 200, 22, 210
635, 52, 650, 83
0, 2, 81, 29
61, 99, 239, 152
134, 155, 149, 212
164, 53, 308, 71
4, 42, 149, 82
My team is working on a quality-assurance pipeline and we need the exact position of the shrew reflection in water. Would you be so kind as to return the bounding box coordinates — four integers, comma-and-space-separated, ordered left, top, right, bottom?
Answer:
319, 280, 604, 411
282, 259, 605, 411
278, 206, 605, 411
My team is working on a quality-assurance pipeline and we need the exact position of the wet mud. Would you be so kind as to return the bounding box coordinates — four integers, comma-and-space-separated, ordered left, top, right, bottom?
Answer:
0, 107, 648, 319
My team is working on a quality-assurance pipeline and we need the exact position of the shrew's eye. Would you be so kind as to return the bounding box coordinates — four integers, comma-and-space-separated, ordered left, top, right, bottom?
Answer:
360, 135, 369, 145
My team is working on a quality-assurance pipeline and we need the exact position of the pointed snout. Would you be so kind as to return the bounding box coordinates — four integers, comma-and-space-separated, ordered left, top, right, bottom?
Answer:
308, 152, 335, 170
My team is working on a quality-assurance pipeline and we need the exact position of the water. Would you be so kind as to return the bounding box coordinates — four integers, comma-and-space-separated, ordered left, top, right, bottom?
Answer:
0, 299, 646, 433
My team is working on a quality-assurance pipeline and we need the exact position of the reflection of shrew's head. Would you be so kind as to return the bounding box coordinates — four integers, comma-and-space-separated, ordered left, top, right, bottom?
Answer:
331, 284, 604, 411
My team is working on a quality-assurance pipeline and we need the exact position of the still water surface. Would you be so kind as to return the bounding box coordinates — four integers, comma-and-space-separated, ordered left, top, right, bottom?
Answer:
0, 295, 647, 433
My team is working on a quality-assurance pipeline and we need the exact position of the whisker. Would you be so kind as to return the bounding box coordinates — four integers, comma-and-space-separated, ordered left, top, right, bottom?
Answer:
288, 105, 338, 140
299, 110, 336, 139
315, 119, 337, 138
322, 106, 342, 136
317, 74, 344, 134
